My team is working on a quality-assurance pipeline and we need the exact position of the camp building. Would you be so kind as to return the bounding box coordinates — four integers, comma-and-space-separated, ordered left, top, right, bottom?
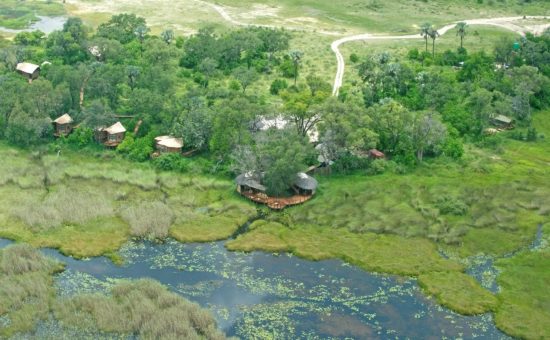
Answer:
235, 171, 318, 210
95, 122, 126, 147
491, 115, 514, 129
16, 62, 40, 83
154, 136, 184, 153
53, 114, 74, 137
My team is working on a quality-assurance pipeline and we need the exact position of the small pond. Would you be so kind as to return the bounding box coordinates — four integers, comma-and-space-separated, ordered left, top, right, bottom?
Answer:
0, 238, 509, 339
0, 16, 66, 34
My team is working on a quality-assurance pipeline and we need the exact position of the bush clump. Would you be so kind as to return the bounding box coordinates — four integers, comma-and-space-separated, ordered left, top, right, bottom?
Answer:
54, 279, 227, 340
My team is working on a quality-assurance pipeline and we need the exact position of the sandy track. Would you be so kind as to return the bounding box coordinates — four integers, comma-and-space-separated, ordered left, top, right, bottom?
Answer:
181, 3, 549, 96
331, 16, 550, 95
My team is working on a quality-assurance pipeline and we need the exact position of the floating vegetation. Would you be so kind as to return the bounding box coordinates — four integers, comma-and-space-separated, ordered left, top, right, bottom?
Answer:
94, 239, 510, 338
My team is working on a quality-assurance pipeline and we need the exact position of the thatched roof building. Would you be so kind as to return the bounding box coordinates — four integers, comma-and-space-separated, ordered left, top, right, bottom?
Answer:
16, 62, 40, 83
293, 172, 318, 194
95, 121, 126, 147
155, 136, 184, 153
53, 113, 74, 137
491, 115, 514, 129
235, 172, 266, 193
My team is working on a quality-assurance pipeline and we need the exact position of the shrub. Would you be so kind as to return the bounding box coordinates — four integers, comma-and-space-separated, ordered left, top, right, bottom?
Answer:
63, 127, 94, 147
349, 53, 360, 63
435, 195, 469, 216
366, 159, 388, 175
153, 153, 190, 172
270, 78, 288, 95
117, 134, 154, 162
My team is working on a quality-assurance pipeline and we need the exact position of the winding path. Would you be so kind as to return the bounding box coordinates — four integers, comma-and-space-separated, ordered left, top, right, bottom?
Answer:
332, 16, 550, 95
195, 2, 548, 96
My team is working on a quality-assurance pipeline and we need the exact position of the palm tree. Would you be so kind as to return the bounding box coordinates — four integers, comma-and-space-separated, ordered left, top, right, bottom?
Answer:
420, 23, 432, 53
455, 22, 468, 48
289, 50, 303, 85
161, 29, 175, 45
428, 27, 439, 58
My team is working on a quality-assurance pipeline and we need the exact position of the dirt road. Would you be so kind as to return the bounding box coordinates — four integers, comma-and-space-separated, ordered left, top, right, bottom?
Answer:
331, 16, 550, 95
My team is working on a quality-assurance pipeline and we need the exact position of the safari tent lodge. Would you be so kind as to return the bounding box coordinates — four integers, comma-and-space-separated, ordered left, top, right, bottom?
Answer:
235, 171, 318, 210
16, 62, 40, 83
95, 122, 126, 147
491, 115, 514, 130
154, 136, 184, 154
293, 172, 318, 196
53, 114, 74, 137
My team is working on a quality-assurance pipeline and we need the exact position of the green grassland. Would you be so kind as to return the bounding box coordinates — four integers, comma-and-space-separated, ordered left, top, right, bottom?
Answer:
0, 0, 65, 29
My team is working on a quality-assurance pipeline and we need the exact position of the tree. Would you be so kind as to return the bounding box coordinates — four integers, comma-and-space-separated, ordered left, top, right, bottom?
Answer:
288, 50, 303, 85
281, 88, 328, 137
197, 58, 219, 88
180, 26, 219, 69
411, 111, 447, 162
231, 128, 314, 196
420, 23, 432, 53
81, 100, 115, 128
161, 29, 175, 45
428, 27, 440, 58
46, 17, 89, 64
172, 97, 212, 151
126, 66, 140, 90
367, 99, 414, 155
455, 22, 468, 49
210, 97, 257, 156
466, 87, 493, 135
96, 14, 148, 44
318, 97, 378, 156
134, 24, 150, 45
306, 74, 332, 97
232, 66, 259, 93
256, 28, 290, 62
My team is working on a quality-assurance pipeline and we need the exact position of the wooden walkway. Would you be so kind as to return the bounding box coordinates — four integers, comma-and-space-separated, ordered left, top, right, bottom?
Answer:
240, 191, 313, 210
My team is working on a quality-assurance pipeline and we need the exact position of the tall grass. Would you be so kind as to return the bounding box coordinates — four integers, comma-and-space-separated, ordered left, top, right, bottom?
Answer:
0, 244, 62, 338
121, 201, 174, 239
54, 279, 227, 340
12, 187, 114, 230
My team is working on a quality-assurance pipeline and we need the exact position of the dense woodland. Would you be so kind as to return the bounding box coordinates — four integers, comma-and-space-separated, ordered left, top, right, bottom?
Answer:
1, 14, 550, 194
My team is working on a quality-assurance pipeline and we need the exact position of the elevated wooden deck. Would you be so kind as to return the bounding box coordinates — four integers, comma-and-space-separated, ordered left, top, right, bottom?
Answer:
240, 191, 312, 210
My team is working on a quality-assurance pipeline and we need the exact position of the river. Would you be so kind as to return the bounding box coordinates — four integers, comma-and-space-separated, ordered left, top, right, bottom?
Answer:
0, 237, 509, 339
0, 16, 66, 35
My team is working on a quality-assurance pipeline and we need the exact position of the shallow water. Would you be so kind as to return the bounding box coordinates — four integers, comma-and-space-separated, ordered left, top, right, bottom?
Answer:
0, 16, 66, 34
1, 238, 509, 339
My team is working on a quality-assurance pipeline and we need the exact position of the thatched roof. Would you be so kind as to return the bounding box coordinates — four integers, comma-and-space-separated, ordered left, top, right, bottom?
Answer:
493, 115, 513, 124
156, 136, 183, 149
16, 62, 40, 74
104, 121, 126, 134
53, 113, 73, 125
235, 172, 266, 192
294, 172, 318, 191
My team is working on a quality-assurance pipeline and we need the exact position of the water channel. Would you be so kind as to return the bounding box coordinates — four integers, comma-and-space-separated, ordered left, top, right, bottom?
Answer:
0, 237, 509, 339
